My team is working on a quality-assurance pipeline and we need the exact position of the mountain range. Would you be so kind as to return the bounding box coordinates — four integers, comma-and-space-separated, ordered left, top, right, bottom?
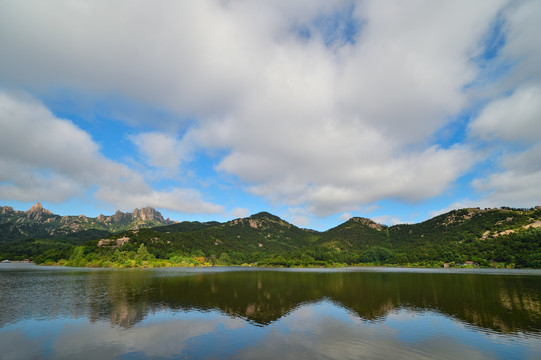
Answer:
1, 204, 540, 267
134, 207, 541, 262
0, 203, 175, 240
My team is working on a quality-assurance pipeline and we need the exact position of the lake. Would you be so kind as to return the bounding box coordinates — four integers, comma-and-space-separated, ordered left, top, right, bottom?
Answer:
1, 264, 540, 359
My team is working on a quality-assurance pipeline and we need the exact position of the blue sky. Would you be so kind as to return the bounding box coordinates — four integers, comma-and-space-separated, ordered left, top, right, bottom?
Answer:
1, 0, 540, 231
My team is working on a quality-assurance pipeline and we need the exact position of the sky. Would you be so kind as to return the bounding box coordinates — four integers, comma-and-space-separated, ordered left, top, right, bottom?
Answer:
0, 0, 540, 231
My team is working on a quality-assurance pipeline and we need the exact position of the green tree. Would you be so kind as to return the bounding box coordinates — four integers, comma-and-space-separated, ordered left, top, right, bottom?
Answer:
135, 243, 152, 264
216, 252, 231, 265
360, 246, 395, 264
68, 246, 86, 267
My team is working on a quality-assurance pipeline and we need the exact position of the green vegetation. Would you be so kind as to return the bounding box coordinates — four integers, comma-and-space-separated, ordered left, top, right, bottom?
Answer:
1, 207, 541, 269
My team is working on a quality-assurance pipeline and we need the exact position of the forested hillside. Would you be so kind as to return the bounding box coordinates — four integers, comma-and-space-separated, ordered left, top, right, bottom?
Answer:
1, 205, 540, 268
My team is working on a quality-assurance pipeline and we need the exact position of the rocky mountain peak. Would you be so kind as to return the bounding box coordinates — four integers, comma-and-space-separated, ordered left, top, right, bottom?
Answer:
249, 212, 285, 223
25, 202, 53, 220
132, 207, 164, 222
1, 206, 15, 215
110, 210, 128, 223
29, 202, 43, 211
348, 217, 385, 231
227, 212, 291, 229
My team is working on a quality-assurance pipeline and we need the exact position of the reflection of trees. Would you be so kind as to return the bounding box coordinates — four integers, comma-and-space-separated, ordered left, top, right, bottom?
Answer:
85, 270, 541, 333
86, 270, 153, 328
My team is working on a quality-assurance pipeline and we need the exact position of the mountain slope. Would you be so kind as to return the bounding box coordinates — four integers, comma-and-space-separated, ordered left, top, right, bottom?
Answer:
388, 207, 541, 248
318, 217, 389, 250
116, 212, 319, 256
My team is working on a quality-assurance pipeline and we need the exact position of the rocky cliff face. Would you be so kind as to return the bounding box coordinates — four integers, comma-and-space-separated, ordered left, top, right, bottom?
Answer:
105, 207, 172, 225
110, 210, 130, 223
132, 207, 167, 222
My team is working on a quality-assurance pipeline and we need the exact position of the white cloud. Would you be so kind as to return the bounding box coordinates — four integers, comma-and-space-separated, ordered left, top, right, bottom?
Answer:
95, 186, 224, 215
0, 0, 280, 117
339, 213, 352, 221
371, 215, 406, 226
185, 1, 501, 216
501, 0, 541, 86
464, 0, 541, 209
231, 207, 250, 219
1, 0, 538, 219
0, 167, 82, 203
471, 144, 541, 208
284, 207, 313, 228
337, 1, 503, 143
0, 91, 101, 201
129, 132, 193, 172
469, 86, 541, 143
233, 145, 476, 216
290, 215, 310, 228
0, 90, 223, 214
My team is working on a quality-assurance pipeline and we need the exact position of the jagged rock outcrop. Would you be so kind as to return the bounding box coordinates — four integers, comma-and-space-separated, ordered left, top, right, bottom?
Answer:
1, 206, 15, 215
25, 202, 53, 221
348, 217, 385, 231
111, 210, 129, 223
132, 207, 165, 222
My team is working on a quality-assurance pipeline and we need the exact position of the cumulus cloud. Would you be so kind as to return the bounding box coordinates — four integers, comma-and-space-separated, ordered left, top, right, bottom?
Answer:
471, 144, 541, 208
129, 132, 194, 173
0, 0, 273, 117
228, 144, 475, 216
501, 0, 541, 86
470, 86, 541, 143
1, 0, 538, 219
465, 0, 541, 209
231, 207, 250, 219
337, 1, 504, 143
183, 0, 501, 216
95, 186, 223, 215
0, 91, 223, 214
339, 213, 352, 222
0, 91, 100, 201
371, 215, 405, 226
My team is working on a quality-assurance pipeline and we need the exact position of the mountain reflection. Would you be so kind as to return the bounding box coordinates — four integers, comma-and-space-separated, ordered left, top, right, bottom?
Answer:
81, 269, 541, 334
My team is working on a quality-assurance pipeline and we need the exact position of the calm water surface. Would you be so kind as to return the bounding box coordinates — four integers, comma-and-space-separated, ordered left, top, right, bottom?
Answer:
1, 264, 540, 359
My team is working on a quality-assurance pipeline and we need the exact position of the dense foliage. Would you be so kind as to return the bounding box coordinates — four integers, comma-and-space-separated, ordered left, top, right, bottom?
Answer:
1, 208, 540, 268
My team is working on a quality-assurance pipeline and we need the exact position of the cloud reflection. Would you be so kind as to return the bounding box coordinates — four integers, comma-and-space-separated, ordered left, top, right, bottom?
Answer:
2, 301, 540, 359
